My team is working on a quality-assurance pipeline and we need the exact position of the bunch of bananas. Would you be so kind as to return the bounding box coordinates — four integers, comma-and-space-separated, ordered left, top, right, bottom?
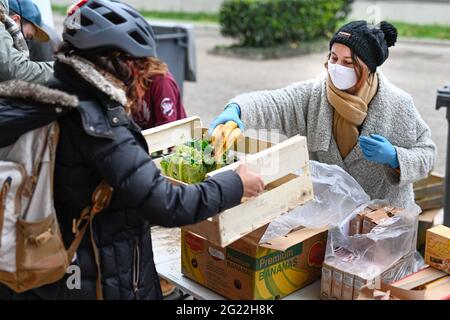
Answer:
210, 121, 243, 161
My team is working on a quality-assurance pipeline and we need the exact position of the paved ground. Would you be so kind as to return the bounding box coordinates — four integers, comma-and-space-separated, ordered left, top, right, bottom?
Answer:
182, 26, 449, 175
54, 17, 449, 175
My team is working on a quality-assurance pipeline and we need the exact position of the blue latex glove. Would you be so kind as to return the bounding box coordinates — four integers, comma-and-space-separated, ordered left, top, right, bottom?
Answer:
208, 103, 245, 135
359, 134, 400, 169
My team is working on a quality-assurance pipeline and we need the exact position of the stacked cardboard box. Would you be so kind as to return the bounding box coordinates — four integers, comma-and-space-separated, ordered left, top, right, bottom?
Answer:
349, 206, 377, 236
392, 266, 447, 289
358, 266, 450, 300
321, 253, 414, 300
425, 225, 450, 274
361, 207, 403, 234
414, 173, 445, 253
348, 205, 402, 236
321, 205, 412, 300
321, 260, 368, 300
417, 208, 444, 255
413, 173, 445, 212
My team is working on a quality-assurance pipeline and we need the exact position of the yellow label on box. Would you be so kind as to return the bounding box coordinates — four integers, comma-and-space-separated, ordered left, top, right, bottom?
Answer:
181, 229, 327, 300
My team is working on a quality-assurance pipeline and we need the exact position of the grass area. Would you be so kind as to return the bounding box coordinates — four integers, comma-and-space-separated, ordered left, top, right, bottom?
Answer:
392, 21, 450, 40
52, 5, 450, 40
52, 4, 219, 23
138, 10, 219, 23
51, 4, 70, 16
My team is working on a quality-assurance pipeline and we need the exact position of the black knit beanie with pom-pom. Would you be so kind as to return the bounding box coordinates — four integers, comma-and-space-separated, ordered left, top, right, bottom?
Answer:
329, 20, 398, 72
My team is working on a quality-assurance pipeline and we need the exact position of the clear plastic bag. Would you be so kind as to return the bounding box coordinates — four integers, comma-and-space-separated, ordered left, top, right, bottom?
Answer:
260, 161, 370, 243
258, 160, 425, 284
325, 201, 423, 282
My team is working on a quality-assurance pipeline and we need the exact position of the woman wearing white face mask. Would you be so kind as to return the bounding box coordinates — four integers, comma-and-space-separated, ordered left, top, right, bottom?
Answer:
209, 20, 436, 209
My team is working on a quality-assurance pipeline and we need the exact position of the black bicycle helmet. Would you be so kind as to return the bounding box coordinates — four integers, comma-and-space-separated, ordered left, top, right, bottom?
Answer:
63, 0, 157, 58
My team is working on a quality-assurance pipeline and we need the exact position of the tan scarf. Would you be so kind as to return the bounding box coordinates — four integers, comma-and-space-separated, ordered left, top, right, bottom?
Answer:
326, 73, 379, 158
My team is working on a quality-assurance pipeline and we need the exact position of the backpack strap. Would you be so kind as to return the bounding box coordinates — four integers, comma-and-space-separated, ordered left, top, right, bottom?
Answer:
67, 181, 113, 300
0, 178, 11, 247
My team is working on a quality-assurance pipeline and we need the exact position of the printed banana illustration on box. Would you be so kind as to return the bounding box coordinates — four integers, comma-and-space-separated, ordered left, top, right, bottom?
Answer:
181, 227, 327, 300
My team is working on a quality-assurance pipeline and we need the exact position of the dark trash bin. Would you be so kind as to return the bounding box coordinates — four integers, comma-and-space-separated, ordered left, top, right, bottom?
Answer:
150, 21, 197, 97
436, 84, 450, 227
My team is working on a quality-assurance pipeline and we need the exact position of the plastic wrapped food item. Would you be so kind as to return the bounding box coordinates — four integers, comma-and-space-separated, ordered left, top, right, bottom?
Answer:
160, 139, 236, 184
322, 202, 423, 299
320, 202, 425, 300
326, 202, 421, 271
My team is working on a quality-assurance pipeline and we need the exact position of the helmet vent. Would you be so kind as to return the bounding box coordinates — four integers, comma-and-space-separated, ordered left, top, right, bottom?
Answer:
137, 24, 150, 37
88, 1, 101, 10
80, 15, 94, 27
124, 8, 140, 19
103, 12, 126, 25
66, 28, 76, 36
129, 31, 146, 45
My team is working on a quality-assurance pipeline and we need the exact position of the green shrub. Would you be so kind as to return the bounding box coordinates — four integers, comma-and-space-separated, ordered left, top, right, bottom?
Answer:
219, 0, 353, 47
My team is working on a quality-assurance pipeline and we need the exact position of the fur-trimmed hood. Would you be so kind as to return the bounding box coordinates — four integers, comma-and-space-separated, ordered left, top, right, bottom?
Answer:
0, 52, 137, 145
0, 53, 128, 110
0, 80, 79, 108
0, 80, 77, 147
54, 53, 128, 107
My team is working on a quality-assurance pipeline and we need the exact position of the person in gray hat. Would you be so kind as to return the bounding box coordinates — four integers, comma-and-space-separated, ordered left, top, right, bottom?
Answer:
0, 0, 53, 83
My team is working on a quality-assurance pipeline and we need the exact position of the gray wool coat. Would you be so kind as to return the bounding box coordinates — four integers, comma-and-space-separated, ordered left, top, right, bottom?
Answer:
229, 71, 437, 209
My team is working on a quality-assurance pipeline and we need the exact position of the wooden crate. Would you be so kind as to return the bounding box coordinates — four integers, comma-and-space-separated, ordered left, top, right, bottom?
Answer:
142, 117, 314, 247
414, 173, 445, 211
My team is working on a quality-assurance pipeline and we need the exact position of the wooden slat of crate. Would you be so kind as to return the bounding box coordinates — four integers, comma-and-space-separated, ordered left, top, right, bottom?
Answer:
207, 135, 308, 185
184, 170, 313, 247
152, 134, 308, 187
189, 170, 313, 246
144, 116, 273, 156
416, 195, 445, 211
414, 173, 445, 200
142, 116, 202, 154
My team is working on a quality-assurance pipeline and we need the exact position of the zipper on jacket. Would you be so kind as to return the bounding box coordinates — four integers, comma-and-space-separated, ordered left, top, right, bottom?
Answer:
133, 237, 141, 300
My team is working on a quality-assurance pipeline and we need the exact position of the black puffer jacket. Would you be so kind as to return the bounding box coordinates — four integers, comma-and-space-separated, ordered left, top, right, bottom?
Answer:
0, 57, 243, 300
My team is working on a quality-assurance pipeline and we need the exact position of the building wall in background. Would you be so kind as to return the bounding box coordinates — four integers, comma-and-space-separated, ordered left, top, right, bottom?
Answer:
34, 0, 54, 27
51, 0, 450, 25
51, 0, 224, 13
350, 1, 450, 26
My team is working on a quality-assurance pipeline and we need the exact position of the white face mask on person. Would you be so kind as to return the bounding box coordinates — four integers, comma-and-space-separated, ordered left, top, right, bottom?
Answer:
327, 60, 357, 90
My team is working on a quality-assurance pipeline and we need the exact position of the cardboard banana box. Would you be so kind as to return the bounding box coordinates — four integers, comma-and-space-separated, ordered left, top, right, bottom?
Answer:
181, 224, 327, 300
